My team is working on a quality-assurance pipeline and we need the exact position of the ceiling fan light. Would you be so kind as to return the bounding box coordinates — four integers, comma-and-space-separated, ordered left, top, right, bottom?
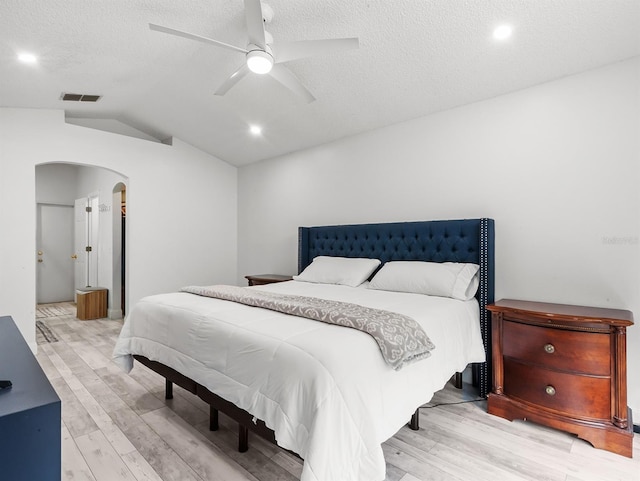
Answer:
246, 50, 274, 74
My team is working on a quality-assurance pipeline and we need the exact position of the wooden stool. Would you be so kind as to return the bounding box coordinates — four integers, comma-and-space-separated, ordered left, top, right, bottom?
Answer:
76, 288, 107, 320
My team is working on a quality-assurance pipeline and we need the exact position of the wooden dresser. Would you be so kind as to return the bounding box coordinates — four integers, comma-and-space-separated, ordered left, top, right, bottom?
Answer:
487, 299, 634, 457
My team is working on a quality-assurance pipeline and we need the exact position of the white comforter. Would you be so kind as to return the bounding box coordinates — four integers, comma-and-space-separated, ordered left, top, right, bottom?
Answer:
113, 281, 485, 481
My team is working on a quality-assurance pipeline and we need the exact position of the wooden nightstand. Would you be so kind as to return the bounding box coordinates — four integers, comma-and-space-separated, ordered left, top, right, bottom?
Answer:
487, 299, 634, 457
245, 274, 293, 286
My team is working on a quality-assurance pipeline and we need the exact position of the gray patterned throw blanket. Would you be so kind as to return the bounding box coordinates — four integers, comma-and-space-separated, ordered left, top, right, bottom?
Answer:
180, 285, 435, 370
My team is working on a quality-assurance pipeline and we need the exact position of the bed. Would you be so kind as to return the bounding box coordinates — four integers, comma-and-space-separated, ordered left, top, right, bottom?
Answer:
113, 218, 495, 481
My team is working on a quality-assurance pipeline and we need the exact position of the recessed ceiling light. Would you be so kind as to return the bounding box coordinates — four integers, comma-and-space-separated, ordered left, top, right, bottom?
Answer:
17, 52, 38, 64
493, 25, 513, 40
249, 125, 262, 136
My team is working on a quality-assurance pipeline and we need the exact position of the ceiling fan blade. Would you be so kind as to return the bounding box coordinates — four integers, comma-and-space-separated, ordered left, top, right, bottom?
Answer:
269, 65, 315, 103
215, 63, 251, 96
274, 38, 359, 63
243, 0, 266, 49
149, 23, 248, 55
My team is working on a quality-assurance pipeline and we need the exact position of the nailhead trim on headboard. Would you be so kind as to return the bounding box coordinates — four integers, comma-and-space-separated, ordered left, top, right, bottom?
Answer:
478, 218, 495, 398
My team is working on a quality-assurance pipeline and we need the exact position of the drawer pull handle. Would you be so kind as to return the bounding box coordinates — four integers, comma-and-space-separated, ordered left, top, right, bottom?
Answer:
544, 343, 555, 354
545, 385, 556, 396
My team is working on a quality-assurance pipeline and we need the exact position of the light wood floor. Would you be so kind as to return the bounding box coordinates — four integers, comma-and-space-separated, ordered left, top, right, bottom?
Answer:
35, 302, 640, 481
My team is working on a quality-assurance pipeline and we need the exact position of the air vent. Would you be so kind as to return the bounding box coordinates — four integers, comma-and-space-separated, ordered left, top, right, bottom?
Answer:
60, 93, 102, 102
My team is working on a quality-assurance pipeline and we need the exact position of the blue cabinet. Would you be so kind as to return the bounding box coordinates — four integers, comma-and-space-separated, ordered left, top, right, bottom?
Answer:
0, 316, 61, 481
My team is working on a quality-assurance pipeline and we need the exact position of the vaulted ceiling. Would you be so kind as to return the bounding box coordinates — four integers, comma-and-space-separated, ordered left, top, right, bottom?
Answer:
2, 1, 639, 166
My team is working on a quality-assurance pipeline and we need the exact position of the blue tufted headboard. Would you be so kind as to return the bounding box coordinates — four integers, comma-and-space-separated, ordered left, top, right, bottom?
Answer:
298, 218, 495, 397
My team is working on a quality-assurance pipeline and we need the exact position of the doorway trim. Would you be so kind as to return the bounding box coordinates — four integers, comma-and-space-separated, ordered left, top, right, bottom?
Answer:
111, 183, 126, 319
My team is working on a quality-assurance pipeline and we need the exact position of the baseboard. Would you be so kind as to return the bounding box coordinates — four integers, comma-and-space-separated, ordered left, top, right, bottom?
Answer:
108, 308, 123, 320
634, 424, 640, 434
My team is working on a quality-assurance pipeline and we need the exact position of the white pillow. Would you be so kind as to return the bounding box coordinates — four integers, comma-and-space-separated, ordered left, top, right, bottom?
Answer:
293, 256, 381, 287
368, 261, 480, 300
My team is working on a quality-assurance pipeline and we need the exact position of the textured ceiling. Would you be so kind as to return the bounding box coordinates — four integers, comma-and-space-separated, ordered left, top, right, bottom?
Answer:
1, 0, 639, 166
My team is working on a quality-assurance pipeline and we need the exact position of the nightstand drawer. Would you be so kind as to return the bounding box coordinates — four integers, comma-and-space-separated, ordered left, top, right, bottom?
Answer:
504, 359, 611, 421
503, 321, 610, 376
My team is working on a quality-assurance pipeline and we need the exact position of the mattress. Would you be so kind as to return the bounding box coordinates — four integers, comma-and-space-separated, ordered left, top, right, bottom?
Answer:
113, 280, 485, 481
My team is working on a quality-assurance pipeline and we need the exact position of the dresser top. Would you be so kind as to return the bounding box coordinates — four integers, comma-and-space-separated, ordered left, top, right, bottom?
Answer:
488, 299, 634, 327
0, 316, 60, 417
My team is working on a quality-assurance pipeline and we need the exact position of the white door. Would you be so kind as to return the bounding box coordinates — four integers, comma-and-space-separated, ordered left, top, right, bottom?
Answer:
87, 194, 99, 287
74, 197, 88, 289
74, 196, 100, 289
36, 204, 74, 303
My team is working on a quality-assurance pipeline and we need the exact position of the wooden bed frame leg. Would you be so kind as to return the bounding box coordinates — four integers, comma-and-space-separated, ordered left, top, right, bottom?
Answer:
409, 409, 420, 430
238, 425, 249, 452
210, 406, 219, 431
453, 371, 463, 389
165, 379, 173, 399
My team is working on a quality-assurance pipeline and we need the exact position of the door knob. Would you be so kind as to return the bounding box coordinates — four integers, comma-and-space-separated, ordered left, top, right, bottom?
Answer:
37, 250, 43, 256
71, 254, 78, 259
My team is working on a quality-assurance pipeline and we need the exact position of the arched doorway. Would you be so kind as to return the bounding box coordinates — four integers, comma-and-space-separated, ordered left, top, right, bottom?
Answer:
35, 163, 128, 319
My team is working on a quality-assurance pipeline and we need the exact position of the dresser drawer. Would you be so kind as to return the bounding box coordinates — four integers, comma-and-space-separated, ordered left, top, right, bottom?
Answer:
503, 320, 610, 376
504, 359, 611, 421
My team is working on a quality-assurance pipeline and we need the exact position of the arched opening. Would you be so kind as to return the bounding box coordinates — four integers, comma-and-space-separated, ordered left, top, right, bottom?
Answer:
35, 163, 128, 320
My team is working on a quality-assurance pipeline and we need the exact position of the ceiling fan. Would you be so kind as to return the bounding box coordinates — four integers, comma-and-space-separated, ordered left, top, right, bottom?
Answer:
149, 0, 359, 103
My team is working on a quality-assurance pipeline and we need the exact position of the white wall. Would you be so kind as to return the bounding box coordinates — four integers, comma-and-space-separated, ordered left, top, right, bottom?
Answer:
0, 108, 238, 350
238, 58, 640, 412
36, 163, 79, 205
